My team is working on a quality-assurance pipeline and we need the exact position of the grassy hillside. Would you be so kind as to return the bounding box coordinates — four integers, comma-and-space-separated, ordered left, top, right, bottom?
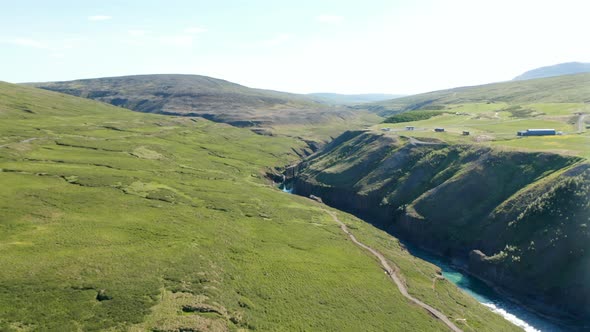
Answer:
513, 62, 590, 81
375, 102, 590, 158
28, 75, 366, 129
371, 73, 590, 159
28, 75, 384, 145
367, 73, 590, 116
0, 82, 519, 331
294, 130, 590, 324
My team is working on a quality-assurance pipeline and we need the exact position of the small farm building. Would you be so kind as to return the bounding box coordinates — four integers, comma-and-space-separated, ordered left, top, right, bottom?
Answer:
517, 129, 556, 136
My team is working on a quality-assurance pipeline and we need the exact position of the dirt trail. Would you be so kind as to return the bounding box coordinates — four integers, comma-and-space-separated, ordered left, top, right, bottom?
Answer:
0, 137, 38, 148
409, 137, 445, 146
324, 209, 463, 332
578, 114, 587, 133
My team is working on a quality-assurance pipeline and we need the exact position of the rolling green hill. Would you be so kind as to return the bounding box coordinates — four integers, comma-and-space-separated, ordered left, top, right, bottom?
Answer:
0, 82, 519, 331
366, 73, 590, 116
367, 72, 590, 159
513, 62, 590, 81
28, 74, 361, 128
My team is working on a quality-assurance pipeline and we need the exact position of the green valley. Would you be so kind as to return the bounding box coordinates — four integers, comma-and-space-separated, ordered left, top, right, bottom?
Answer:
0, 82, 521, 331
2, 1, 589, 330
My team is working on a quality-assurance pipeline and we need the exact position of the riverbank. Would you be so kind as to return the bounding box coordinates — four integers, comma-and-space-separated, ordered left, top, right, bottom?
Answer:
289, 130, 590, 323
401, 242, 575, 332
322, 208, 463, 332
277, 176, 584, 331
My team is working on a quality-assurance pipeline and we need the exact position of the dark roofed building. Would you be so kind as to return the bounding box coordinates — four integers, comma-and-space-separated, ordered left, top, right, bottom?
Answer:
517, 129, 556, 136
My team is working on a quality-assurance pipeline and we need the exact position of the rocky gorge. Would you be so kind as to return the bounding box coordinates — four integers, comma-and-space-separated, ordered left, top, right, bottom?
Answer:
288, 130, 590, 325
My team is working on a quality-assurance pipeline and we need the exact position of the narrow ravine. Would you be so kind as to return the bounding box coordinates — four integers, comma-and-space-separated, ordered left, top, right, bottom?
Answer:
280, 180, 577, 331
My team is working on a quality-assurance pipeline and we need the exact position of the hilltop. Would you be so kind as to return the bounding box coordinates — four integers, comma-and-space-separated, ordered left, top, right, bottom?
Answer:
514, 62, 590, 81
365, 73, 590, 116
28, 74, 360, 128
0, 82, 519, 331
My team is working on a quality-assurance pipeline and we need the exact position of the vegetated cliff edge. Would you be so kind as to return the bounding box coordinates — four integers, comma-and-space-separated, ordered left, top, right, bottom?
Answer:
293, 130, 590, 322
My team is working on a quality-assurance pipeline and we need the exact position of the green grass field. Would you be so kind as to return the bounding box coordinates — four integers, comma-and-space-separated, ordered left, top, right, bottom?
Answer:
376, 102, 590, 158
0, 82, 521, 331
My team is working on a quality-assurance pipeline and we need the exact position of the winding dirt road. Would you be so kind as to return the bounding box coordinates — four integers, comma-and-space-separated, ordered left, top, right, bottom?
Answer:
324, 209, 463, 332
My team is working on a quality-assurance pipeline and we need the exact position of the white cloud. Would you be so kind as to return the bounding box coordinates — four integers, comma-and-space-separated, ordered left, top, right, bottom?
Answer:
5, 38, 46, 48
184, 27, 207, 34
315, 15, 344, 24
88, 15, 112, 21
1, 37, 77, 61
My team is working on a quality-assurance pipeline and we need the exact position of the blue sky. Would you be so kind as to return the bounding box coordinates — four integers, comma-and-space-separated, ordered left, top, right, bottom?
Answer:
1, 0, 589, 94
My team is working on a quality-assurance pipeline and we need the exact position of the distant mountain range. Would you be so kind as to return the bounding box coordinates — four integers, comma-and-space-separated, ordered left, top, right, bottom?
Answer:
307, 93, 404, 105
513, 62, 590, 81
29, 74, 356, 127
29, 75, 401, 129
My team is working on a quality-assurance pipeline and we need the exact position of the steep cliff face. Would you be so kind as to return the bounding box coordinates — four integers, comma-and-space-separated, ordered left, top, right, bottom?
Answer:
294, 130, 590, 320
